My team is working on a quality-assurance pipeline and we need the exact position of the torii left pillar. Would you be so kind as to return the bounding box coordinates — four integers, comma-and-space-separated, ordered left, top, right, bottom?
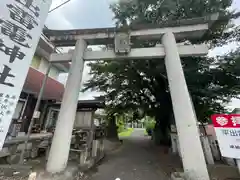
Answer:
46, 39, 87, 173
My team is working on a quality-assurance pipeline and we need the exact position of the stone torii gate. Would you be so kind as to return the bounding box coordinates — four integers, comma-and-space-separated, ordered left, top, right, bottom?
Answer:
44, 14, 218, 180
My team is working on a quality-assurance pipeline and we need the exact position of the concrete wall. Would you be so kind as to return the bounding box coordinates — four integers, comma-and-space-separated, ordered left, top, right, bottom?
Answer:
31, 55, 41, 69
74, 111, 93, 128
38, 57, 49, 74
49, 66, 59, 80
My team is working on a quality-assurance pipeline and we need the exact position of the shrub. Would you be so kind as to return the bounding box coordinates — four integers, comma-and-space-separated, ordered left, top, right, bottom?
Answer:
116, 117, 125, 133
145, 120, 155, 136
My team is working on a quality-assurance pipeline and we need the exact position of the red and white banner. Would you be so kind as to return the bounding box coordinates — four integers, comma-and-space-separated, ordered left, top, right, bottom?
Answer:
211, 114, 240, 159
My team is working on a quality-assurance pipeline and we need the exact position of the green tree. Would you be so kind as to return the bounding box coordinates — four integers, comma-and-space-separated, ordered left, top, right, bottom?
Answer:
104, 108, 119, 141
84, 0, 240, 145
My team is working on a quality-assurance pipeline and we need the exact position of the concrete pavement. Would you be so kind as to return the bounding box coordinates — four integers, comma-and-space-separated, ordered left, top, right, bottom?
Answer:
86, 128, 169, 180
130, 128, 145, 137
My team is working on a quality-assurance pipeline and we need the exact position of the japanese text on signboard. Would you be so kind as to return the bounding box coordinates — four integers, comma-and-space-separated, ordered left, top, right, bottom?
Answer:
0, 0, 40, 88
0, 0, 51, 149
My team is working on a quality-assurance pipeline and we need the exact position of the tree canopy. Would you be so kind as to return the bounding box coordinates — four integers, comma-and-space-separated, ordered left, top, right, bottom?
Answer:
83, 0, 240, 130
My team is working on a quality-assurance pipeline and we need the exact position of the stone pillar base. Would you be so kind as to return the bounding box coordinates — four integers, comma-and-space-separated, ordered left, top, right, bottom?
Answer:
171, 172, 186, 180
36, 165, 79, 180
171, 172, 208, 180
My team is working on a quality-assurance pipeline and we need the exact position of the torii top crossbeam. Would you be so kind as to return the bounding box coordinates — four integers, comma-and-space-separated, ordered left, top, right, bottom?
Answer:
43, 14, 219, 47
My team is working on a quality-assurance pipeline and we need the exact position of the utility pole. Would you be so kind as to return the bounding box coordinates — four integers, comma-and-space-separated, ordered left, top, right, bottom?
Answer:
19, 64, 52, 164
49, 0, 71, 13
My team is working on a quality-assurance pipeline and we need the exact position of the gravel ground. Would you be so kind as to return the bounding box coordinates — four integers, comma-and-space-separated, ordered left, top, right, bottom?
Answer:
0, 175, 30, 180
0, 158, 44, 180
0, 170, 29, 180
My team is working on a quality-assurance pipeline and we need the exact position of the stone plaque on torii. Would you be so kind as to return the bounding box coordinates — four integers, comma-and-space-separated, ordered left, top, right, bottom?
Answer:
43, 14, 219, 180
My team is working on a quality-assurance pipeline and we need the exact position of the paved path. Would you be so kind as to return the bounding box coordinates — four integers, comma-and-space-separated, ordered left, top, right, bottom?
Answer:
86, 128, 169, 180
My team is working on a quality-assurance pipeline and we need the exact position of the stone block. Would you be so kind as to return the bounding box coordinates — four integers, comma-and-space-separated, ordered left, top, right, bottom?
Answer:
8, 144, 18, 154
31, 148, 39, 158
171, 172, 196, 180
92, 140, 98, 157
79, 151, 90, 169
31, 141, 40, 158
171, 172, 209, 180
6, 154, 21, 164
17, 143, 32, 152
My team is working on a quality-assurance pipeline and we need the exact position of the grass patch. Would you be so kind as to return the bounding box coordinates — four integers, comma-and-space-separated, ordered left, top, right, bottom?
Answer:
144, 129, 148, 136
118, 128, 134, 137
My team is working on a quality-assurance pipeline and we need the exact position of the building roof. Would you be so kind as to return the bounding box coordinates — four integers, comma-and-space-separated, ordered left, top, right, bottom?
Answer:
23, 67, 65, 100
76, 100, 105, 109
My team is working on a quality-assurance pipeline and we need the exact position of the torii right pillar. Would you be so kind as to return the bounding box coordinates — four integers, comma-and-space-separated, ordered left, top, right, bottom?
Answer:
162, 32, 209, 180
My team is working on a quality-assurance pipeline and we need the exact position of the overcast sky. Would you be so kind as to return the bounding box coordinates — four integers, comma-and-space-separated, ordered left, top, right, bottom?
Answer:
45, 0, 240, 110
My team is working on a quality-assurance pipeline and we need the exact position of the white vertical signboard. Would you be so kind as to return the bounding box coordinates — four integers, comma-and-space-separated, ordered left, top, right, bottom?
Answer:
0, 0, 52, 150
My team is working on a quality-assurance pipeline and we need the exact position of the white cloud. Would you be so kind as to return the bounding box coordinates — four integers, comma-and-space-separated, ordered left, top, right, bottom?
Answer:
45, 0, 75, 29
208, 42, 240, 57
228, 98, 240, 111
45, 13, 74, 29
